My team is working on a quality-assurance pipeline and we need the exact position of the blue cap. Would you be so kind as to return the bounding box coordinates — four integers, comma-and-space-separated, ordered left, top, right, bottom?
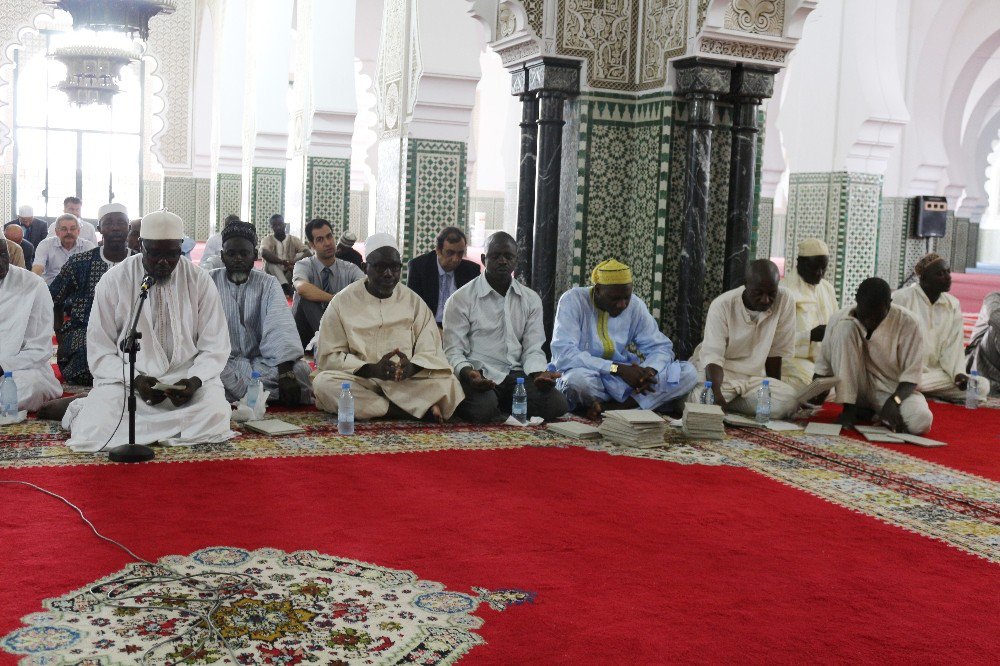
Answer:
516, 377, 525, 384
342, 382, 351, 389
3, 371, 10, 378
971, 370, 978, 376
704, 380, 712, 388
251, 371, 261, 379
762, 379, 770, 386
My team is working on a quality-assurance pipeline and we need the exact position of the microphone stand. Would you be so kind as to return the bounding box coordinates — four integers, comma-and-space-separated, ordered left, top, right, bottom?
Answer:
108, 281, 156, 463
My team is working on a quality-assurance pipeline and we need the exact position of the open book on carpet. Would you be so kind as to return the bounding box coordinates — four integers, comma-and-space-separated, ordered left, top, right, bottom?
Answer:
795, 376, 839, 405
243, 419, 306, 436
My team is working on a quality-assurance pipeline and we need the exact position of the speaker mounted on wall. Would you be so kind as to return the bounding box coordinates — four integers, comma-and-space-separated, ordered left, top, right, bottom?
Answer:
913, 196, 947, 238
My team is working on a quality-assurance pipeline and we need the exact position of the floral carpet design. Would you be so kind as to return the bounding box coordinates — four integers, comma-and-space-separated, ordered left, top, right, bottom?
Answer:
0, 547, 534, 665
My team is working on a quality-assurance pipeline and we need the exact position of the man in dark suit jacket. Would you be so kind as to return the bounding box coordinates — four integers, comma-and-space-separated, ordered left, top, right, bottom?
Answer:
12, 205, 47, 248
406, 226, 481, 325
4, 222, 34, 267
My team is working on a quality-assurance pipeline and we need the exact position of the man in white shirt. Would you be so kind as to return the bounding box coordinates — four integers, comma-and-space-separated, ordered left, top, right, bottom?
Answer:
200, 214, 240, 270
47, 197, 98, 244
780, 238, 839, 391
443, 232, 566, 422
32, 214, 96, 284
689, 259, 800, 419
260, 213, 311, 296
815, 277, 932, 434
893, 253, 989, 403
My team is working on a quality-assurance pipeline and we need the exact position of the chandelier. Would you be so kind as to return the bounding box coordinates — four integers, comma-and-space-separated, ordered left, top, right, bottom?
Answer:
43, 0, 177, 41
52, 44, 140, 106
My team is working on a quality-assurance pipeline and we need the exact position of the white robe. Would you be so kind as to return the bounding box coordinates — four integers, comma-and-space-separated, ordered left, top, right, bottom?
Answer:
0, 266, 61, 411
779, 272, 838, 391
63, 255, 235, 451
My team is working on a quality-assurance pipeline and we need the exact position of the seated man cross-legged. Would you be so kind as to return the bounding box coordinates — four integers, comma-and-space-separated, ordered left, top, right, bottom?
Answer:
968, 290, 1000, 394
552, 259, 697, 419
443, 232, 567, 422
779, 238, 838, 391
209, 222, 313, 405
893, 253, 990, 402
689, 259, 800, 419
61, 210, 235, 451
260, 213, 311, 297
815, 277, 933, 434
313, 233, 464, 422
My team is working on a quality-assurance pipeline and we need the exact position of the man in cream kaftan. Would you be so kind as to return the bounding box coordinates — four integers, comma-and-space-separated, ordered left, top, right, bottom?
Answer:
62, 211, 235, 451
0, 253, 61, 411
779, 238, 838, 391
313, 235, 463, 420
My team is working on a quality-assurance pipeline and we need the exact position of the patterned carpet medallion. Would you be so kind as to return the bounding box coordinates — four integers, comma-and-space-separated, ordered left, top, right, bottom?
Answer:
0, 547, 533, 665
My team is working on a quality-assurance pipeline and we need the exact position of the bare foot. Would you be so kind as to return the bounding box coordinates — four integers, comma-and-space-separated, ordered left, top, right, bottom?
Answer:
430, 404, 444, 423
585, 402, 604, 421
37, 395, 84, 421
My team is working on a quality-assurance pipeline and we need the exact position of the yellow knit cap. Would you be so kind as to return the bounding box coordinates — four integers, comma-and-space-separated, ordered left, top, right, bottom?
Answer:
591, 259, 633, 285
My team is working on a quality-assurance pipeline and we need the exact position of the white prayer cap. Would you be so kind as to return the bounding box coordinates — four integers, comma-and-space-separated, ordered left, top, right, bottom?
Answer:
98, 203, 128, 220
140, 209, 184, 240
797, 238, 829, 258
17, 205, 32, 217
365, 232, 399, 258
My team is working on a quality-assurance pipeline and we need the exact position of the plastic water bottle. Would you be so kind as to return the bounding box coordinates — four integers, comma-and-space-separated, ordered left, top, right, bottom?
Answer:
755, 379, 772, 424
338, 382, 355, 435
246, 370, 263, 409
512, 377, 528, 423
699, 380, 715, 405
0, 371, 17, 418
666, 361, 680, 387
965, 371, 979, 410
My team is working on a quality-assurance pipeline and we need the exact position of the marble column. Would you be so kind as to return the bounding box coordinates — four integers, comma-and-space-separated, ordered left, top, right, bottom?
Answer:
511, 65, 538, 283
723, 66, 776, 291
526, 58, 580, 345
673, 58, 733, 359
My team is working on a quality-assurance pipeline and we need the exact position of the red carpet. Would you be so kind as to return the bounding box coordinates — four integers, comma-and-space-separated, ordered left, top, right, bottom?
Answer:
2, 444, 998, 664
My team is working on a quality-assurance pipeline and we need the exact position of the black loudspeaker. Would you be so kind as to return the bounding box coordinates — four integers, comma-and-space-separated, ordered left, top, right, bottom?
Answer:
913, 196, 947, 238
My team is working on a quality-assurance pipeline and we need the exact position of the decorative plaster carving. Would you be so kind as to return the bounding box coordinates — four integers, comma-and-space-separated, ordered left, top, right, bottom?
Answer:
147, 0, 195, 169
498, 39, 542, 65
498, 4, 517, 37
522, 0, 545, 38
674, 60, 732, 96
699, 37, 787, 63
725, 0, 784, 37
526, 58, 581, 95
731, 67, 775, 98
557, 0, 637, 91
639, 0, 687, 89
696, 0, 709, 33
375, 0, 422, 137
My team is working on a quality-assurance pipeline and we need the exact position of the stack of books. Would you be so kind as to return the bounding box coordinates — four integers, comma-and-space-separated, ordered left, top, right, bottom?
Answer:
597, 409, 667, 448
682, 403, 726, 440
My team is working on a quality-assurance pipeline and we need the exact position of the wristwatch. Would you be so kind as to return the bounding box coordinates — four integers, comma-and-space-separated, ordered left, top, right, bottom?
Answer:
892, 394, 902, 406
609, 363, 619, 376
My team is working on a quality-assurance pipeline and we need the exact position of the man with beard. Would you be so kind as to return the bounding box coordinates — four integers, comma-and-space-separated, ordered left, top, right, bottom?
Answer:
0, 241, 61, 411
32, 214, 96, 284
291, 218, 364, 347
61, 209, 235, 452
689, 259, 800, 419
815, 277, 932, 434
552, 259, 698, 420
312, 233, 463, 422
779, 238, 838, 391
209, 222, 312, 405
893, 253, 990, 402
443, 232, 567, 422
260, 213, 311, 296
49, 204, 134, 385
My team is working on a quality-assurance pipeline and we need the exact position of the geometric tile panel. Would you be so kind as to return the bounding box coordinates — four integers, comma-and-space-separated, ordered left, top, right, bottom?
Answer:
952, 217, 969, 274
967, 222, 980, 269
194, 178, 211, 241
162, 176, 198, 239
468, 195, 506, 232
250, 167, 286, 239
349, 190, 370, 239
756, 197, 774, 259
936, 211, 955, 273
215, 172, 242, 230
876, 196, 904, 285
142, 178, 162, 216
0, 171, 12, 220
404, 139, 468, 262
304, 157, 350, 231
785, 172, 883, 306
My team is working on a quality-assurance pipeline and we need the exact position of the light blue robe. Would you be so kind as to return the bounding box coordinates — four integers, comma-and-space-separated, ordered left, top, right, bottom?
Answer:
551, 286, 697, 410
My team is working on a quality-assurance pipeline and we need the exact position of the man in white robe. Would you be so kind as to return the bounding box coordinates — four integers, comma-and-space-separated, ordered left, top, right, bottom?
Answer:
62, 209, 235, 451
968, 291, 1000, 394
893, 253, 989, 402
313, 233, 463, 422
815, 277, 933, 434
689, 260, 800, 419
780, 238, 838, 391
0, 241, 61, 411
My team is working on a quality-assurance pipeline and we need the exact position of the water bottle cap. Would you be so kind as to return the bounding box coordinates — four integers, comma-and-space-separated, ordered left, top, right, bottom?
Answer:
251, 371, 261, 379
971, 370, 978, 376
762, 379, 770, 386
704, 380, 712, 388
2, 371, 10, 378
516, 377, 525, 384
342, 382, 351, 389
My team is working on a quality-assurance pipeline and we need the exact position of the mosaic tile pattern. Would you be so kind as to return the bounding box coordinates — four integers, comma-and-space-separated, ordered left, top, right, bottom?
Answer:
404, 139, 468, 262
468, 195, 506, 232
162, 177, 197, 238
304, 157, 350, 231
350, 190, 370, 239
142, 178, 162, 216
936, 211, 954, 270
952, 217, 969, 274
784, 172, 883, 305
876, 196, 902, 284
756, 197, 774, 259
215, 172, 242, 229
250, 167, 286, 239
194, 178, 210, 240
0, 171, 12, 219
967, 222, 980, 269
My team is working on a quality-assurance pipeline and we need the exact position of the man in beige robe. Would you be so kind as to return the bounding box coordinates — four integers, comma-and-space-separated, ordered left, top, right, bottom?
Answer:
313, 233, 463, 422
780, 238, 838, 391
893, 253, 990, 402
815, 277, 933, 434
689, 260, 800, 419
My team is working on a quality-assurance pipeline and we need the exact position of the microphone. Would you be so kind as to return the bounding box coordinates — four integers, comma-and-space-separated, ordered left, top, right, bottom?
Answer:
140, 274, 156, 294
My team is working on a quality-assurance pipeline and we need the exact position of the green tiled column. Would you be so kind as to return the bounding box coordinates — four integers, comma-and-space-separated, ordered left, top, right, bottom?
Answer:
403, 139, 468, 262
215, 173, 242, 228
250, 167, 286, 238
304, 157, 350, 230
